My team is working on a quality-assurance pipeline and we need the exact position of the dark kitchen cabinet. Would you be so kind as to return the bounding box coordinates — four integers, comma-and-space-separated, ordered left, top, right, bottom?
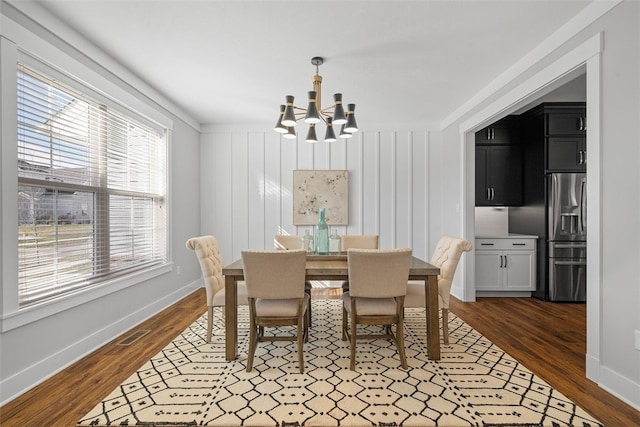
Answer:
547, 136, 587, 171
475, 116, 523, 206
475, 116, 519, 145
546, 109, 587, 135
523, 102, 586, 172
476, 145, 523, 206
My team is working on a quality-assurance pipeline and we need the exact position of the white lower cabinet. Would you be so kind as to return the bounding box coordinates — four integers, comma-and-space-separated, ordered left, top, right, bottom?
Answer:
475, 237, 536, 292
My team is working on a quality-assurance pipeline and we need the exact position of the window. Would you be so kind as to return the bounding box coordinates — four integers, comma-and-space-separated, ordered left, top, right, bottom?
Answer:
17, 62, 168, 306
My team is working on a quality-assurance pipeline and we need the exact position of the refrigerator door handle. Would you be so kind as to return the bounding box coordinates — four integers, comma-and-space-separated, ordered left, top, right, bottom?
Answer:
553, 260, 587, 266
549, 174, 558, 239
554, 243, 587, 249
580, 180, 586, 233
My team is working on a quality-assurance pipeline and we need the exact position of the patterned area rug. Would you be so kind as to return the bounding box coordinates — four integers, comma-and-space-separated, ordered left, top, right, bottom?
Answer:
78, 299, 601, 426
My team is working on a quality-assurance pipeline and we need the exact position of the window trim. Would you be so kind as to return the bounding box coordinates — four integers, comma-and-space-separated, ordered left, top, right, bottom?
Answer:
1, 32, 174, 332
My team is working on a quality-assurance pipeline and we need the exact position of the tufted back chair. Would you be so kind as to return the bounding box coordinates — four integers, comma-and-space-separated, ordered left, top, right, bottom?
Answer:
186, 235, 224, 304
186, 235, 248, 342
404, 236, 472, 344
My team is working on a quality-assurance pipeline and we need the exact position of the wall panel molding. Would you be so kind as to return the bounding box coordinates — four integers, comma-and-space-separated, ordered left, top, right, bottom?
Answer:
200, 128, 440, 262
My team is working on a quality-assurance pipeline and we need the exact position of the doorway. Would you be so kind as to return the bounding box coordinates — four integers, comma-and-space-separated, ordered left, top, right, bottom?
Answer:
459, 34, 603, 382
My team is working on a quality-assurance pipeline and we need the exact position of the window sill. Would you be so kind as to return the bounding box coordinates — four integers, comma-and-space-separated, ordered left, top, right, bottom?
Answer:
0, 263, 173, 332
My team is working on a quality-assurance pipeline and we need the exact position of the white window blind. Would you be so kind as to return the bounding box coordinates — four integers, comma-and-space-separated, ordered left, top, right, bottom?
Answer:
17, 62, 168, 306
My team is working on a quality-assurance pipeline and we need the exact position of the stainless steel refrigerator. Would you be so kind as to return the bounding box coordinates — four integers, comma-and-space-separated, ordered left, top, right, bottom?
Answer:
547, 172, 587, 301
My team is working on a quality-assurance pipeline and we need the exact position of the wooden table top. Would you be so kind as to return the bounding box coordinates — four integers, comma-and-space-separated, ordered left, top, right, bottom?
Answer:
223, 255, 439, 277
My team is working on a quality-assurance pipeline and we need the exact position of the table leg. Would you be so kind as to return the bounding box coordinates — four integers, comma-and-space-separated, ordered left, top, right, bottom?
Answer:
225, 275, 238, 361
425, 275, 441, 360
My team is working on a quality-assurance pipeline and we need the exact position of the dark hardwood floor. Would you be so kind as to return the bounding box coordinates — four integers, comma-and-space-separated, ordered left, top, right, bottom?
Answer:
0, 288, 637, 426
449, 296, 639, 427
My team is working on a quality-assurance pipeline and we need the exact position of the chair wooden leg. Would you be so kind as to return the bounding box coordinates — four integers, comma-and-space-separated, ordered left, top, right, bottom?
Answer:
305, 283, 312, 327
246, 309, 257, 372
349, 309, 357, 371
306, 292, 312, 327
342, 306, 348, 341
442, 308, 449, 345
207, 306, 214, 343
297, 317, 305, 373
396, 314, 408, 369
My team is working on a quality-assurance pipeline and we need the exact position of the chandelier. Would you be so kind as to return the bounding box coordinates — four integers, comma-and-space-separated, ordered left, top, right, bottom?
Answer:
274, 57, 358, 142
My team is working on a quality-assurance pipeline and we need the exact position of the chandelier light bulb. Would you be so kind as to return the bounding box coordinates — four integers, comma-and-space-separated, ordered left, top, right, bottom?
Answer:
304, 91, 321, 124
283, 126, 297, 139
281, 95, 297, 127
344, 104, 358, 133
332, 93, 347, 125
324, 117, 337, 142
339, 124, 353, 139
305, 123, 318, 143
274, 104, 287, 133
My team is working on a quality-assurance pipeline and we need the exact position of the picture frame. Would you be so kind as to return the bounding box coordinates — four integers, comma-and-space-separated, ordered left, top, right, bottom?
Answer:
293, 170, 348, 225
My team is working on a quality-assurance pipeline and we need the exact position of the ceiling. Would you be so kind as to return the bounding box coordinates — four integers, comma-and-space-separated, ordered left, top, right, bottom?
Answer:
29, 0, 592, 128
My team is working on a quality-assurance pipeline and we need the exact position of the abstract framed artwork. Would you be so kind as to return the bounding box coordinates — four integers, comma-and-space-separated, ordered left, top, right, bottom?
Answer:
293, 170, 348, 225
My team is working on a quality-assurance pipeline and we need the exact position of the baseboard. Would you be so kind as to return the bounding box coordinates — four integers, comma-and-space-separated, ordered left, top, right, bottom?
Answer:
0, 280, 200, 406
476, 291, 532, 298
585, 353, 600, 383
585, 353, 640, 410
598, 365, 640, 410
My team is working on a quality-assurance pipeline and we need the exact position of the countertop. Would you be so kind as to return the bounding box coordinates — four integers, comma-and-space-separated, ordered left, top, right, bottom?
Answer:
475, 233, 538, 239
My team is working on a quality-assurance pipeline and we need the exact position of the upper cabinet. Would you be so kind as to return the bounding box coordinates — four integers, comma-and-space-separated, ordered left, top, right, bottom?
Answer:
475, 116, 523, 206
526, 102, 587, 172
546, 108, 587, 136
475, 117, 520, 145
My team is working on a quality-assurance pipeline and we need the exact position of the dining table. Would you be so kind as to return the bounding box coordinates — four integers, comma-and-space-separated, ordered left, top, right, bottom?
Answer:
222, 253, 442, 361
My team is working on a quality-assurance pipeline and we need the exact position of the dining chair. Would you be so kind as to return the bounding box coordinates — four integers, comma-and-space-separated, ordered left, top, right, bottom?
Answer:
186, 235, 248, 343
341, 234, 379, 251
242, 249, 309, 373
404, 236, 472, 345
340, 234, 379, 291
274, 234, 313, 326
274, 234, 304, 251
342, 248, 413, 370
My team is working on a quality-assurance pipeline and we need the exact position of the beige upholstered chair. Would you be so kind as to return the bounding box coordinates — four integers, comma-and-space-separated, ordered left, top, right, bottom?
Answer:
404, 236, 472, 345
274, 234, 304, 251
274, 234, 313, 326
341, 234, 379, 251
342, 248, 412, 370
340, 235, 379, 291
242, 249, 309, 373
186, 235, 248, 343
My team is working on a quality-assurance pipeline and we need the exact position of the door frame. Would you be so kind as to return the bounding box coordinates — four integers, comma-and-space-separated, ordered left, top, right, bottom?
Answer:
459, 33, 603, 382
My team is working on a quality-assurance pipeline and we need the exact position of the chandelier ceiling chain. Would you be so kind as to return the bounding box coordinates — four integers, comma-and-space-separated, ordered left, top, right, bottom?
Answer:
274, 56, 358, 143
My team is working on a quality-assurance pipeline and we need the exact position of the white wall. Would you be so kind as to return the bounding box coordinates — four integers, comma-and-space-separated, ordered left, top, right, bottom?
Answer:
0, 3, 204, 404
199, 128, 444, 265
440, 1, 640, 408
